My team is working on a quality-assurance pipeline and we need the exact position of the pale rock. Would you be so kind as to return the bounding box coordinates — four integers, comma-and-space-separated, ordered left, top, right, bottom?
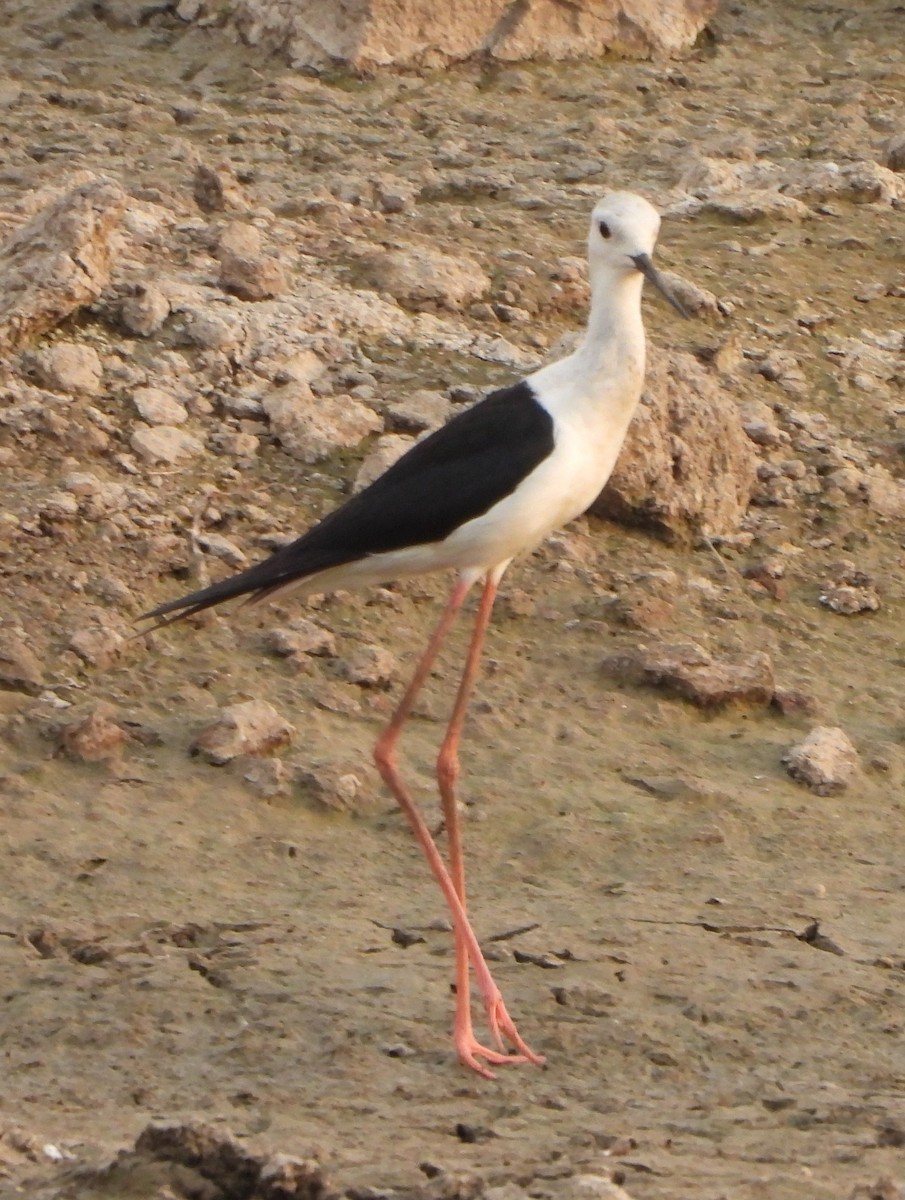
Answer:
61, 703, 128, 762
229, 0, 716, 69
130, 424, 205, 465
884, 132, 905, 173
191, 698, 295, 765
196, 533, 248, 569
0, 176, 126, 354
32, 343, 103, 395
783, 726, 860, 795
193, 161, 246, 213
600, 642, 775, 709
68, 623, 126, 669
337, 644, 398, 688
38, 490, 80, 522
119, 283, 171, 336
358, 245, 490, 313
296, 766, 366, 812
132, 386, 188, 426
591, 349, 757, 541
265, 619, 337, 659
217, 221, 288, 301
819, 584, 881, 614
0, 629, 44, 695
354, 434, 414, 492
739, 400, 786, 449
656, 271, 727, 318
557, 1175, 638, 1200
382, 388, 452, 433
263, 382, 381, 463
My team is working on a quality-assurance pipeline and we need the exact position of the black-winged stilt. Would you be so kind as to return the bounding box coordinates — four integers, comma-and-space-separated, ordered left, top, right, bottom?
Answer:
141, 192, 687, 1078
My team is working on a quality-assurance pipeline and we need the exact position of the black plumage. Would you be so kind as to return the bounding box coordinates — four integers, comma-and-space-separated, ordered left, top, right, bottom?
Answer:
142, 380, 554, 626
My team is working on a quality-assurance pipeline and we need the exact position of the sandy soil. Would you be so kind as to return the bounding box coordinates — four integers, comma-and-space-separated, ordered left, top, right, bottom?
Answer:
2, 2, 905, 1198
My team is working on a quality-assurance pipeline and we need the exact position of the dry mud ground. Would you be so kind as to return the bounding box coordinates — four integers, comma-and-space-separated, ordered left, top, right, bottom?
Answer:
2, 2, 905, 1198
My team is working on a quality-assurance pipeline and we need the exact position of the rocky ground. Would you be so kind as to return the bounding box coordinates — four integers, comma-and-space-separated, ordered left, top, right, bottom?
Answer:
1, 1, 905, 1198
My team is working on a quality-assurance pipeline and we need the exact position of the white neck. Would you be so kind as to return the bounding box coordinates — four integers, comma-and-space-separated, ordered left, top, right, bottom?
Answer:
571, 267, 646, 384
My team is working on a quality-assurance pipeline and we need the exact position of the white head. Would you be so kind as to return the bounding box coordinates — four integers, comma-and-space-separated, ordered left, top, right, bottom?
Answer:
587, 191, 687, 316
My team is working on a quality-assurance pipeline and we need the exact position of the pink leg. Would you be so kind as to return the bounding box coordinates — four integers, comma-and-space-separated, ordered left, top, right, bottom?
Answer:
373, 577, 542, 1078
437, 578, 544, 1071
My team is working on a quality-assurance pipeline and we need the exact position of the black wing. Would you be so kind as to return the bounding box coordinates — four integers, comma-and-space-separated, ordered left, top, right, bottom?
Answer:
140, 379, 553, 625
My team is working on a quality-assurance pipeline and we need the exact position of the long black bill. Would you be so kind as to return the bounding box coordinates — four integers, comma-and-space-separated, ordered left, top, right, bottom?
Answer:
631, 252, 690, 318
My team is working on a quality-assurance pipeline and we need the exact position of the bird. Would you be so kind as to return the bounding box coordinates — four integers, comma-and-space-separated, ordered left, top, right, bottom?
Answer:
140, 191, 688, 1079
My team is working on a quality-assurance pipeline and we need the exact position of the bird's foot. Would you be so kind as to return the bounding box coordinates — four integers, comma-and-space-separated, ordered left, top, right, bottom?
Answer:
454, 991, 545, 1079
483, 991, 546, 1068
454, 1026, 530, 1081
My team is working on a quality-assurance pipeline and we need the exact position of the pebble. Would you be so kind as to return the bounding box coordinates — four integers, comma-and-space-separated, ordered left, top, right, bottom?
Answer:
336, 644, 398, 688
60, 703, 128, 762
132, 386, 187, 426
191, 699, 295, 765
31, 342, 103, 395
262, 383, 382, 464
0, 629, 45, 695
783, 726, 860, 795
600, 642, 775, 709
130, 424, 204, 465
264, 619, 337, 659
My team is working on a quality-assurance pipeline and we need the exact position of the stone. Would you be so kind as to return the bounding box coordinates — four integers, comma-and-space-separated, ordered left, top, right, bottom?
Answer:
263, 383, 381, 464
336, 644, 398, 688
132, 386, 188, 426
354, 433, 414, 492
68, 623, 126, 670
819, 584, 881, 614
0, 629, 44, 695
358, 245, 490, 313
590, 350, 758, 541
229, 0, 717, 70
130, 424, 205, 464
217, 222, 288, 302
192, 161, 246, 213
61, 703, 129, 762
191, 699, 295, 765
119, 283, 171, 336
296, 766, 367, 812
884, 132, 905, 173
0, 176, 126, 354
783, 726, 860, 795
264, 619, 336, 659
31, 343, 103, 395
600, 642, 775, 709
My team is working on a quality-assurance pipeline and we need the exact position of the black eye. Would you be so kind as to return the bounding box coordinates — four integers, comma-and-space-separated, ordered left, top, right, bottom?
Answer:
598, 220, 612, 239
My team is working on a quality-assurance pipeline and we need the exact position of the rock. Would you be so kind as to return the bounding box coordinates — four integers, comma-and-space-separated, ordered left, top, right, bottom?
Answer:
783, 726, 860, 795
590, 350, 758, 541
191, 699, 295, 765
296, 766, 367, 812
132, 386, 188, 426
819, 584, 881, 614
68, 623, 126, 669
358, 245, 490, 313
238, 756, 292, 798
192, 161, 246, 213
229, 0, 716, 70
354, 433, 414, 492
264, 619, 336, 659
0, 176, 126, 354
196, 533, 249, 569
600, 642, 775, 709
336, 644, 398, 688
217, 222, 288, 302
61, 703, 129, 762
884, 133, 905, 173
263, 383, 381, 464
119, 283, 171, 336
381, 388, 452, 434
31, 343, 103, 395
556, 1175, 638, 1200
130, 424, 205, 464
0, 629, 44, 695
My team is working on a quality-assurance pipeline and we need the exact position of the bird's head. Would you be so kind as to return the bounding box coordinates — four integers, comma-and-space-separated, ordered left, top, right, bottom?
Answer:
588, 192, 689, 317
